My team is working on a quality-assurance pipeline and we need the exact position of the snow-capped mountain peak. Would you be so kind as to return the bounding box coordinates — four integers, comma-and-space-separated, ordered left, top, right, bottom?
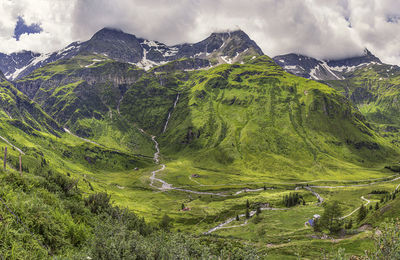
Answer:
273, 49, 382, 80
0, 28, 264, 79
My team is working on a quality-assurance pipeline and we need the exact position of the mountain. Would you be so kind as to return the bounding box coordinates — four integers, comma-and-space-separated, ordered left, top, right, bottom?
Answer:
158, 56, 397, 174
14, 51, 397, 173
0, 50, 40, 79
0, 28, 263, 80
0, 42, 82, 80
322, 62, 400, 146
273, 49, 382, 80
273, 49, 400, 148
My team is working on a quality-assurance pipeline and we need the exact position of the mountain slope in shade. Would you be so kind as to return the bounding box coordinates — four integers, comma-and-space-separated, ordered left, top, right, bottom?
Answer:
273, 49, 382, 80
0, 71, 62, 135
0, 28, 263, 80
0, 50, 40, 80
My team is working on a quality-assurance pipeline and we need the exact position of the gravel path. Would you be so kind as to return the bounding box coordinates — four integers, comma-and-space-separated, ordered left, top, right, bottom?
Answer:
204, 207, 287, 234
0, 135, 25, 155
64, 128, 102, 146
340, 196, 371, 220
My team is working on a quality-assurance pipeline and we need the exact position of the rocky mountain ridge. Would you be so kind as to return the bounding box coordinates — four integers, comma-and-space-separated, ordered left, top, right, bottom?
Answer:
273, 49, 383, 80
0, 28, 263, 80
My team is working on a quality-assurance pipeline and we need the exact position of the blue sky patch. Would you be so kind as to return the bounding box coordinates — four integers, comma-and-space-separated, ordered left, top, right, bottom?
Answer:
13, 16, 43, 41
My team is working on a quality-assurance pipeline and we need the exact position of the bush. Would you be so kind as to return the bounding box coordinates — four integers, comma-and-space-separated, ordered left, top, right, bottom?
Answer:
365, 220, 400, 259
159, 214, 173, 231
84, 193, 111, 214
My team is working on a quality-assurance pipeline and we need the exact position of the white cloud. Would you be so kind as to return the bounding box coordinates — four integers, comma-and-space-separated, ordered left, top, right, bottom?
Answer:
0, 0, 399, 64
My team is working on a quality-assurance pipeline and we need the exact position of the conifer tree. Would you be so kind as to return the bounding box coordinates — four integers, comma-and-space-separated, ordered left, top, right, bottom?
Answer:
357, 204, 367, 223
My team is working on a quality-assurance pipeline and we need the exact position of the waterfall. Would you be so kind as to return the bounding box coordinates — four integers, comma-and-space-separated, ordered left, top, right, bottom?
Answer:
162, 93, 180, 133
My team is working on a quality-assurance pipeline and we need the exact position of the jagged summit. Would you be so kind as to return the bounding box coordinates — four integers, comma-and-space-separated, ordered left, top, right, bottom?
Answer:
326, 48, 381, 68
82, 27, 143, 63
89, 27, 136, 42
274, 49, 382, 81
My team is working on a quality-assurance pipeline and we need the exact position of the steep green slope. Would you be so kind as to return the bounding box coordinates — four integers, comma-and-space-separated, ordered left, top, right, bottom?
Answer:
323, 64, 400, 147
14, 54, 399, 182
159, 56, 398, 182
0, 74, 61, 136
16, 54, 143, 126
324, 64, 400, 125
15, 54, 155, 156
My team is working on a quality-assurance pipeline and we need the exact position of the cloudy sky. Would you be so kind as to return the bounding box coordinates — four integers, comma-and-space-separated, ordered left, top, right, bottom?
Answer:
1, 0, 400, 64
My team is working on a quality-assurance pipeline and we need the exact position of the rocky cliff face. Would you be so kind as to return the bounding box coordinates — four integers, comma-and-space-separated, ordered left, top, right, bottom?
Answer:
0, 50, 40, 80
15, 57, 145, 126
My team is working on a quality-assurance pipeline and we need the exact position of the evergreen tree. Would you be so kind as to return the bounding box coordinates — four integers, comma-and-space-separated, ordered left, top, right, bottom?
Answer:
313, 218, 321, 232
236, 215, 240, 221
256, 206, 261, 215
245, 208, 250, 219
181, 203, 185, 210
346, 219, 353, 229
375, 202, 379, 210
160, 214, 173, 231
282, 193, 302, 207
320, 200, 343, 234
246, 199, 250, 208
263, 185, 266, 191
357, 204, 367, 223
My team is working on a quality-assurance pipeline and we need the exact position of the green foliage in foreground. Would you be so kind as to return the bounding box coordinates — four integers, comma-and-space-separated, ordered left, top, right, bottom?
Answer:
0, 166, 259, 259
330, 220, 400, 260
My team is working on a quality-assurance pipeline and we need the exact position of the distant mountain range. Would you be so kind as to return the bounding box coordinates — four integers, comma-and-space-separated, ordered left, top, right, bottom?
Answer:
273, 49, 383, 80
0, 28, 263, 80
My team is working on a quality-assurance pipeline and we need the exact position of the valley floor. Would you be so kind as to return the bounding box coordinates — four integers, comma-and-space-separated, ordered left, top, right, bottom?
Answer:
84, 131, 400, 258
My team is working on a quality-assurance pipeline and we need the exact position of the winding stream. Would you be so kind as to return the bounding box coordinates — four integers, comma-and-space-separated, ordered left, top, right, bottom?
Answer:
140, 91, 400, 234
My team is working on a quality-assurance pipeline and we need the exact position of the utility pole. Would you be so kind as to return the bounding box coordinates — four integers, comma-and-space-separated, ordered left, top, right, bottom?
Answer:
3, 146, 7, 171
19, 154, 22, 177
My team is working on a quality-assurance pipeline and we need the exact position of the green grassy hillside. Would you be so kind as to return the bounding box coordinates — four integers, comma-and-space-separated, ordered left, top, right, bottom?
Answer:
159, 56, 398, 184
